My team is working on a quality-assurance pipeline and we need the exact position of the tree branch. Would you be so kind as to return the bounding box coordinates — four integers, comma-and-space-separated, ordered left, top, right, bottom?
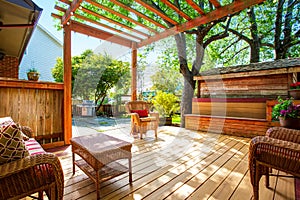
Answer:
220, 37, 242, 55
261, 42, 274, 48
226, 27, 252, 44
224, 46, 249, 64
285, 39, 300, 49
203, 16, 231, 48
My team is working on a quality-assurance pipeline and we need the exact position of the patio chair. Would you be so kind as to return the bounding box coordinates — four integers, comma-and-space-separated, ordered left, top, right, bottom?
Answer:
125, 100, 159, 139
249, 127, 300, 200
0, 117, 64, 200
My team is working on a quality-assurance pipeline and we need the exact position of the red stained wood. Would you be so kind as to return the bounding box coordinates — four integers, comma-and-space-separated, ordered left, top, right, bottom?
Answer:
63, 25, 72, 145
70, 21, 133, 48
138, 0, 265, 47
62, 0, 83, 25
134, 0, 178, 25
185, 0, 205, 15
131, 44, 137, 101
110, 0, 167, 29
209, 0, 221, 8
86, 0, 158, 34
192, 98, 267, 103
160, 0, 192, 20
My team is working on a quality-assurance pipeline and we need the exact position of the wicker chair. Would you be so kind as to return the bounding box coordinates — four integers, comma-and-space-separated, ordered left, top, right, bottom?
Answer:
125, 100, 159, 139
0, 124, 64, 200
249, 127, 300, 200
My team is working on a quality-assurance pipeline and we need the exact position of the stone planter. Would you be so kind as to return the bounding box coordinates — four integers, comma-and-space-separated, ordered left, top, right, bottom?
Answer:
27, 72, 39, 81
279, 117, 300, 130
289, 89, 300, 100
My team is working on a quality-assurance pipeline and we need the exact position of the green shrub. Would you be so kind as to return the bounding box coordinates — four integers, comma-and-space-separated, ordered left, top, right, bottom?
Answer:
151, 91, 180, 117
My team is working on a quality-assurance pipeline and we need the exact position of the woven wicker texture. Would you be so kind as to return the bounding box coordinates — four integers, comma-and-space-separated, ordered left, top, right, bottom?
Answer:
0, 150, 63, 200
71, 134, 132, 166
125, 101, 159, 139
249, 127, 300, 200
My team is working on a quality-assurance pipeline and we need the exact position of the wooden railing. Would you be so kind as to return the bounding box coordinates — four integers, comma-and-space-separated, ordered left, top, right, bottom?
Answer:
0, 78, 64, 148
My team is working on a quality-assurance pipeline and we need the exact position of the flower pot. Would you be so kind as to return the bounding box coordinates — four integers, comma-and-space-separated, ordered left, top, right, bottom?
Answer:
159, 117, 172, 126
289, 89, 300, 100
27, 72, 39, 81
279, 117, 300, 130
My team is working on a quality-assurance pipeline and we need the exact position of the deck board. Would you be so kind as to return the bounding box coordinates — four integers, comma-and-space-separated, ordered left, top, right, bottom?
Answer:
44, 126, 296, 200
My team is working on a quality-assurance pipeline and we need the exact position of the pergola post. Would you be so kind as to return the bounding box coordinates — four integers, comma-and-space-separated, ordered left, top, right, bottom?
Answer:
63, 24, 72, 145
131, 42, 137, 101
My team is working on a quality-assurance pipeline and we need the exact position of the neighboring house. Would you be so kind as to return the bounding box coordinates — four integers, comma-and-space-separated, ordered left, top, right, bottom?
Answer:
19, 23, 62, 82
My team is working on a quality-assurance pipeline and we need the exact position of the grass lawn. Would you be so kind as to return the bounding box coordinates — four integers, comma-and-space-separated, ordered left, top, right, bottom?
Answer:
172, 114, 181, 125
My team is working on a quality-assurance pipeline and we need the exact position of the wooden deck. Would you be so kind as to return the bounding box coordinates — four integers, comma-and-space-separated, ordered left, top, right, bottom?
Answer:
37, 127, 297, 199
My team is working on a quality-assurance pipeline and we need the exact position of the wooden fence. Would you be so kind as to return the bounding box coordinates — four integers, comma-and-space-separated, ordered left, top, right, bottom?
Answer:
0, 78, 64, 148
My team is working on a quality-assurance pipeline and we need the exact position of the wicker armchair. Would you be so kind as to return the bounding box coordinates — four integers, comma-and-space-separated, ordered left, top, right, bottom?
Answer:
0, 123, 64, 200
249, 127, 300, 200
125, 100, 159, 139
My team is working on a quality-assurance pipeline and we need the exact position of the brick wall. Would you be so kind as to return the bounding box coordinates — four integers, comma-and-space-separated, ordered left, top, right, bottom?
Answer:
0, 56, 19, 78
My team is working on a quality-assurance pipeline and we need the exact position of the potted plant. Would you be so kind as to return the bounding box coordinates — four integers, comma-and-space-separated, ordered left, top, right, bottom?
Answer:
289, 81, 300, 100
27, 68, 40, 81
151, 91, 180, 126
272, 96, 300, 129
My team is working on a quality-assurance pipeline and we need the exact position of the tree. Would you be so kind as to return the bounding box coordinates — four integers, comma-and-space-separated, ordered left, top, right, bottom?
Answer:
72, 53, 130, 112
52, 49, 93, 89
162, 1, 231, 127
150, 37, 184, 95
274, 0, 300, 59
151, 67, 183, 95
211, 0, 300, 64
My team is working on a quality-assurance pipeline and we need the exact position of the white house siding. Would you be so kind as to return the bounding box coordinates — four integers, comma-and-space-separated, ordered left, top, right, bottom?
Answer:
19, 24, 62, 82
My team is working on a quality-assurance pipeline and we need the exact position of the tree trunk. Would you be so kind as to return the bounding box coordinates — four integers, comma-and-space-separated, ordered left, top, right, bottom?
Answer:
274, 0, 284, 59
248, 7, 260, 63
180, 75, 195, 127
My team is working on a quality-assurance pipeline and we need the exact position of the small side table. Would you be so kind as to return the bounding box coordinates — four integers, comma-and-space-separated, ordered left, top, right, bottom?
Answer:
70, 134, 132, 199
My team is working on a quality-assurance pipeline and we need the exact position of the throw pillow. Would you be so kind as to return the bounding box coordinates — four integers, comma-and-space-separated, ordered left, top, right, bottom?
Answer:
0, 117, 14, 124
0, 122, 29, 164
0, 117, 29, 141
131, 109, 148, 117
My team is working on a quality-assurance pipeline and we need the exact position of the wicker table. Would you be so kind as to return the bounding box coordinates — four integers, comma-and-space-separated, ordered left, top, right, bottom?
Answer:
70, 134, 132, 199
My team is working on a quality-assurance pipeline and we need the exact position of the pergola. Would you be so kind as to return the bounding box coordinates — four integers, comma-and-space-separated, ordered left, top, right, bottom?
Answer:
52, 0, 265, 144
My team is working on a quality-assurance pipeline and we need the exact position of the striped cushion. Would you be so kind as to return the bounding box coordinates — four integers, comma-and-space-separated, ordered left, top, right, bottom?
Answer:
25, 138, 45, 155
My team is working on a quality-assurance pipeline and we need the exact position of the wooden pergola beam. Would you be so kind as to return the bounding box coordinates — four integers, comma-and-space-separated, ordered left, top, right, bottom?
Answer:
86, 0, 158, 34
81, 7, 150, 38
134, 0, 178, 25
110, 0, 168, 29
131, 42, 137, 100
70, 21, 134, 48
137, 0, 265, 48
185, 0, 205, 15
63, 25, 72, 145
209, 0, 221, 8
59, 0, 151, 38
160, 0, 192, 20
61, 0, 83, 25
54, 5, 144, 41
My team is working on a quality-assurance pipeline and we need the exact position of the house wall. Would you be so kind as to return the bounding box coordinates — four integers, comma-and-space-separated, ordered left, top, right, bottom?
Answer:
0, 56, 19, 78
19, 24, 62, 82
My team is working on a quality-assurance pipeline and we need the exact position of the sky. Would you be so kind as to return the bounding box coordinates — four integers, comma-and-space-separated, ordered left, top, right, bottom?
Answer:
32, 0, 101, 56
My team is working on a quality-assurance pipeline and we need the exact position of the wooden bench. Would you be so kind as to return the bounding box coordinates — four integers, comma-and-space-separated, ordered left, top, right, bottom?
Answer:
185, 114, 269, 137
185, 98, 272, 137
